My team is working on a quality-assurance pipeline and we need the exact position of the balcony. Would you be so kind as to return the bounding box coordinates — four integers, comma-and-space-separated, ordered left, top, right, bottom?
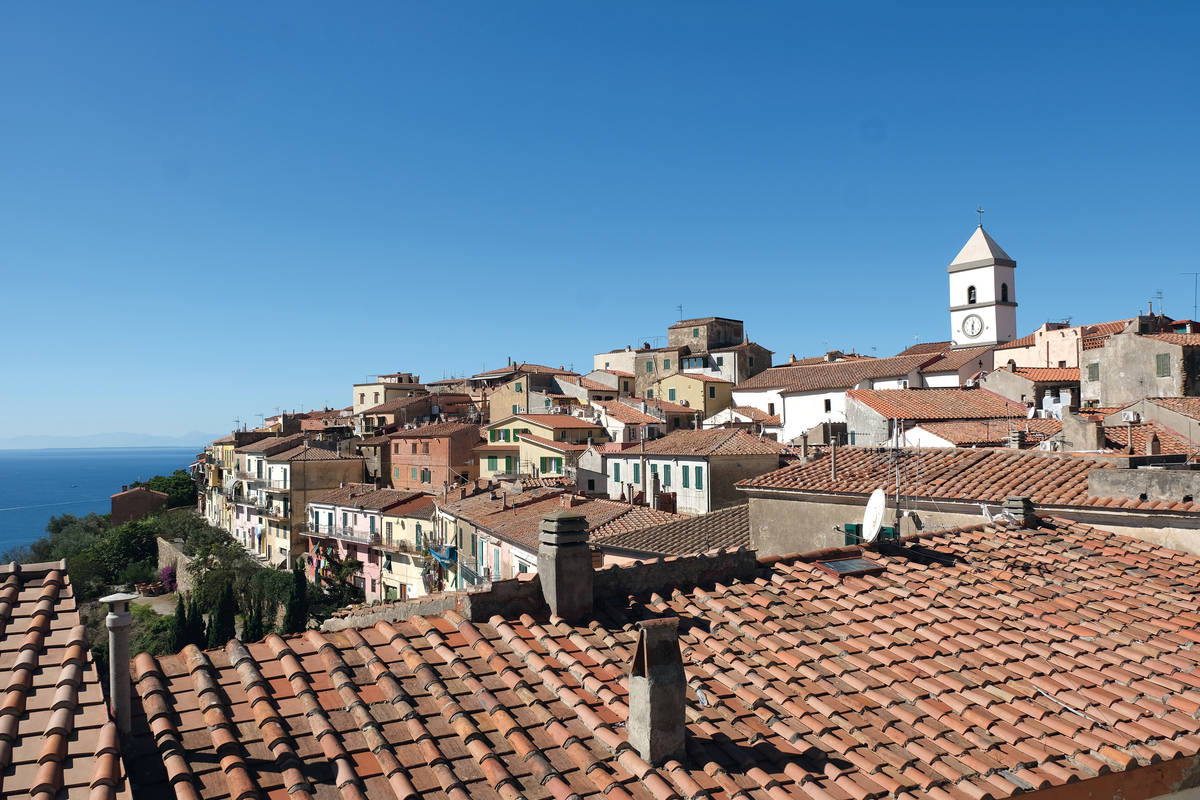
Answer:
305, 524, 379, 546
376, 537, 422, 555
261, 479, 290, 491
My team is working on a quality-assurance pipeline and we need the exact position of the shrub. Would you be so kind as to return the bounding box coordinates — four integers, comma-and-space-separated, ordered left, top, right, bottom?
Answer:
161, 565, 177, 592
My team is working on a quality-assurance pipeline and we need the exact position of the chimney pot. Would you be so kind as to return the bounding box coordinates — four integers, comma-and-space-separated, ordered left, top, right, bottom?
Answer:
1002, 496, 1037, 528
537, 511, 592, 621
100, 591, 139, 735
627, 617, 686, 765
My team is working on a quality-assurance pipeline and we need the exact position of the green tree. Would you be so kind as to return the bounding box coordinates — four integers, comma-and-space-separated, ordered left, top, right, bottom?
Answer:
185, 594, 207, 648
131, 605, 177, 657
282, 565, 310, 634
135, 470, 197, 508
207, 583, 237, 649
172, 594, 188, 652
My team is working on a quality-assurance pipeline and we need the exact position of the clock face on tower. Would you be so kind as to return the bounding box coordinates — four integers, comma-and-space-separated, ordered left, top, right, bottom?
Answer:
962, 314, 984, 339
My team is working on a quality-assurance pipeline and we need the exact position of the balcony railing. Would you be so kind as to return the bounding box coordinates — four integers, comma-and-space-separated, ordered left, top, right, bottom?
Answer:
305, 524, 380, 545
262, 480, 290, 491
377, 538, 422, 555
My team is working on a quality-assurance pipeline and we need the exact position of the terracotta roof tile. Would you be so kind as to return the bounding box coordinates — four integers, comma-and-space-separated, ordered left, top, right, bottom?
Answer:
613, 428, 787, 457
920, 346, 994, 374
1146, 397, 1200, 422
593, 401, 660, 425
848, 388, 1026, 421
739, 446, 1200, 513
1142, 333, 1200, 346
594, 504, 750, 555
127, 516, 1200, 800
0, 562, 128, 798
917, 418, 1062, 446
1012, 367, 1081, 382
1103, 422, 1193, 455
516, 433, 590, 453
735, 352, 938, 394
307, 484, 428, 511
503, 413, 606, 430
388, 422, 479, 439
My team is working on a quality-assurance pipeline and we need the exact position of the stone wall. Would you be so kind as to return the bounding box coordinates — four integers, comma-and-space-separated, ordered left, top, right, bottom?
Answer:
156, 538, 195, 596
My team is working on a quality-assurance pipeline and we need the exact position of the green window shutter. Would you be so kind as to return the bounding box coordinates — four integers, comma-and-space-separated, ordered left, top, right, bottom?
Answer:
1157, 353, 1171, 377
695, 466, 703, 490
488, 456, 497, 470
682, 467, 689, 489
555, 457, 562, 473
633, 463, 640, 484
393, 467, 399, 478
716, 356, 724, 366
515, 382, 522, 392
664, 465, 671, 486
663, 359, 670, 369
646, 362, 653, 373
489, 429, 496, 442
844, 523, 861, 546
539, 457, 547, 472
650, 463, 658, 475
512, 404, 518, 414
646, 389, 654, 399
668, 388, 676, 401
411, 468, 417, 479
614, 463, 621, 482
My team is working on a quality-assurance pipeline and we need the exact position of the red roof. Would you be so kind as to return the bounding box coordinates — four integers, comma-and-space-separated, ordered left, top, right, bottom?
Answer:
740, 446, 1200, 513
1012, 367, 1081, 382
509, 413, 605, 430
847, 388, 1027, 421
516, 433, 589, 453
612, 428, 787, 457
919, 346, 994, 374
916, 418, 1063, 446
593, 400, 660, 425
735, 352, 937, 394
670, 372, 732, 383
125, 515, 1200, 800
0, 562, 125, 798
1143, 333, 1200, 346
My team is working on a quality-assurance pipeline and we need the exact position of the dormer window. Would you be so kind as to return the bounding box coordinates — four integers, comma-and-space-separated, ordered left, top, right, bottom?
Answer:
967, 286, 977, 304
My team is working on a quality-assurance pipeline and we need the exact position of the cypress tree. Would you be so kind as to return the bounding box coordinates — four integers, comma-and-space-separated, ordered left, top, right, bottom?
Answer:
186, 593, 206, 648
242, 590, 263, 642
207, 582, 237, 649
282, 565, 309, 634
172, 593, 187, 652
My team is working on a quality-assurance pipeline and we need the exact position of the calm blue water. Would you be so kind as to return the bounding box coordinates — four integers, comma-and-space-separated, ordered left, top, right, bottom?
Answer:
0, 447, 200, 556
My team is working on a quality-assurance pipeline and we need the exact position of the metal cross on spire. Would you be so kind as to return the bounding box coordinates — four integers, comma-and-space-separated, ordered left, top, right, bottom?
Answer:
976, 206, 985, 227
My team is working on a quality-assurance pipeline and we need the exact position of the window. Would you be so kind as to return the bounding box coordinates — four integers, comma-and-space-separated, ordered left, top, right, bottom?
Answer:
694, 466, 703, 490
1001, 283, 1009, 303
614, 463, 621, 482
512, 404, 518, 414
415, 524, 422, 547
369, 517, 376, 533
633, 463, 640, 484
555, 457, 562, 473
682, 467, 689, 489
623, 381, 629, 392
342, 512, 348, 527
587, 479, 595, 491
420, 469, 430, 483
515, 382, 522, 392
494, 548, 500, 577
1087, 363, 1100, 382
749, 356, 754, 368
650, 463, 658, 477
411, 443, 418, 454
664, 465, 672, 486
1156, 353, 1172, 377
767, 402, 775, 415
708, 386, 716, 399
692, 327, 699, 337
411, 467, 418, 479
1058, 360, 1067, 368
488, 455, 497, 470
824, 398, 832, 412
421, 442, 429, 455
646, 362, 653, 374
393, 467, 399, 479
716, 356, 724, 367
359, 393, 365, 404
374, 392, 380, 403
386, 521, 393, 536
668, 388, 676, 401
647, 390, 654, 399
663, 358, 671, 369
967, 286, 977, 304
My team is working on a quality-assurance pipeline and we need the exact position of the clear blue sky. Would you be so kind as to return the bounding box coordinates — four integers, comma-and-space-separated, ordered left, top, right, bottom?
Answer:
2, 3, 1197, 439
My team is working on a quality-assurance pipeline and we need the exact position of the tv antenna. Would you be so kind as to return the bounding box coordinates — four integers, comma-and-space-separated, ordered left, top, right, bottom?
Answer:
1184, 273, 1200, 321
676, 304, 684, 321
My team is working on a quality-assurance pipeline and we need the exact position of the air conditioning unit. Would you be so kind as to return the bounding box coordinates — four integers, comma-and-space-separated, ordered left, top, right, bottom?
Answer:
1121, 411, 1141, 423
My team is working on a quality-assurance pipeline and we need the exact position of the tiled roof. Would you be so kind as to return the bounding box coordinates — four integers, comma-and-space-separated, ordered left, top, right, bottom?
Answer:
517, 433, 590, 453
126, 515, 1200, 800
270, 445, 356, 462
895, 340, 953, 356
111, 486, 168, 499
734, 352, 937, 394
729, 405, 781, 424
1143, 333, 1200, 346
212, 435, 236, 445
594, 401, 660, 425
635, 398, 698, 416
388, 422, 479, 439
919, 346, 994, 374
1083, 319, 1135, 337
739, 446, 1200, 512
594, 369, 635, 378
307, 484, 426, 511
595, 441, 643, 454
847, 388, 1027, 421
472, 442, 520, 453
472, 362, 578, 378
1103, 422, 1194, 455
234, 433, 305, 453
594, 503, 749, 555
0, 561, 127, 799
1148, 396, 1200, 422
668, 315, 731, 327
585, 506, 684, 540
1012, 367, 1081, 382
916, 418, 1062, 446
510, 413, 605, 430
576, 377, 614, 391
669, 373, 732, 384
382, 494, 437, 520
1077, 406, 1121, 420
995, 331, 1037, 350
616, 428, 787, 457
442, 490, 679, 552
361, 394, 430, 415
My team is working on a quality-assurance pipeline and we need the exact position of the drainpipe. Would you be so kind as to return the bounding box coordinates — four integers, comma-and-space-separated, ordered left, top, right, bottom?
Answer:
101, 591, 139, 736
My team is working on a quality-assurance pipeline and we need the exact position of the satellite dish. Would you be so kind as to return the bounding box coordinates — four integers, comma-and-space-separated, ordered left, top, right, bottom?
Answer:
862, 488, 887, 543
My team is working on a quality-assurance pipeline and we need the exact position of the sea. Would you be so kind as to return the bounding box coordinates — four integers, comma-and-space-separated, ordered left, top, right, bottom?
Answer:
0, 447, 200, 557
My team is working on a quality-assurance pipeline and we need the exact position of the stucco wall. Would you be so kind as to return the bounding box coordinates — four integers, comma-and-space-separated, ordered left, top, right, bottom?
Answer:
1086, 333, 1198, 406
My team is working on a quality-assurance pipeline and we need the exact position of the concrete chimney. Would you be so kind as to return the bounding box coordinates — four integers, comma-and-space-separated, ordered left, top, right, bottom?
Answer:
101, 591, 139, 735
1147, 432, 1161, 456
801, 433, 809, 462
830, 441, 837, 481
627, 617, 686, 765
537, 511, 592, 621
1002, 496, 1037, 528
1008, 429, 1026, 449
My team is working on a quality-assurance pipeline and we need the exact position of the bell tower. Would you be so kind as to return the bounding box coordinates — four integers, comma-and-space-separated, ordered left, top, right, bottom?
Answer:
948, 223, 1017, 349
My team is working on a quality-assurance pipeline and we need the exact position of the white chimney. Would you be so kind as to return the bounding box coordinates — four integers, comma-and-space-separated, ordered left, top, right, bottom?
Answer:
101, 591, 139, 735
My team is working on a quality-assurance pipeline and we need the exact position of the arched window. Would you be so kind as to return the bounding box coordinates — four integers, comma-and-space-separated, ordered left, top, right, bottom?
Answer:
1001, 283, 1009, 302
967, 285, 977, 304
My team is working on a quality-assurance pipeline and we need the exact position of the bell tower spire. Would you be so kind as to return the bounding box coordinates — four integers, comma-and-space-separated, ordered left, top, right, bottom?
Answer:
947, 222, 1017, 349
